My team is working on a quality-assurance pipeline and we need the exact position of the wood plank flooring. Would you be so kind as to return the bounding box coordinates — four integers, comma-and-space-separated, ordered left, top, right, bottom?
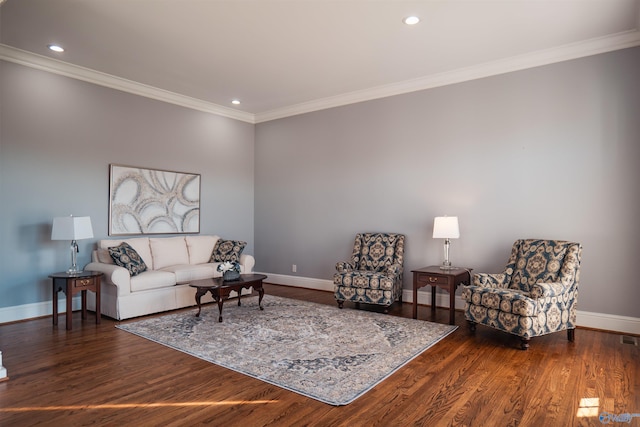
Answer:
0, 284, 638, 426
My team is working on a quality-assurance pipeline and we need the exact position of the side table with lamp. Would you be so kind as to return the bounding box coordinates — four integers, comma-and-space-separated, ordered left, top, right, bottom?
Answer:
50, 215, 102, 330
412, 216, 472, 325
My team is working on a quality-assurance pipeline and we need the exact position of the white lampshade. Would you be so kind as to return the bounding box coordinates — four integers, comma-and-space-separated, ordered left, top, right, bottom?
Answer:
51, 216, 94, 241
433, 216, 460, 239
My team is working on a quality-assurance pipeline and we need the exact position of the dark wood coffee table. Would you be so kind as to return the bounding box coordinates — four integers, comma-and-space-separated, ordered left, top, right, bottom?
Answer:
189, 274, 267, 322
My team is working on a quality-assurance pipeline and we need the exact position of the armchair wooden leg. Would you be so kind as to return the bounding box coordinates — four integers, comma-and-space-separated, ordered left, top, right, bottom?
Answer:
567, 328, 575, 342
337, 300, 344, 309
467, 321, 476, 333
520, 338, 530, 350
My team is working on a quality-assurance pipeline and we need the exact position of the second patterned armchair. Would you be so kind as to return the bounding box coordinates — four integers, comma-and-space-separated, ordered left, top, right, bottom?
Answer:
334, 233, 405, 313
462, 239, 582, 350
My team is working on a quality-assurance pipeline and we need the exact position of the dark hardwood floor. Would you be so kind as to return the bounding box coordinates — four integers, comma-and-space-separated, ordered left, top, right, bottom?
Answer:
0, 284, 638, 426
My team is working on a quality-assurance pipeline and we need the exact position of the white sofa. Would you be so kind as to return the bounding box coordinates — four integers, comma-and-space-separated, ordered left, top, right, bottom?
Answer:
85, 235, 255, 320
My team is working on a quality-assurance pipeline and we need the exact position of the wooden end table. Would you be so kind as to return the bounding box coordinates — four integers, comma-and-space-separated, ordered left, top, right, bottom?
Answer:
189, 274, 267, 322
49, 271, 103, 330
412, 266, 472, 325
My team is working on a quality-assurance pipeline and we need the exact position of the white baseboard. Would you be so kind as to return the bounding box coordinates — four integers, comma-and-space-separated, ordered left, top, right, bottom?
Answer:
0, 296, 82, 324
264, 273, 640, 335
261, 273, 335, 292
575, 311, 640, 336
2, 275, 639, 336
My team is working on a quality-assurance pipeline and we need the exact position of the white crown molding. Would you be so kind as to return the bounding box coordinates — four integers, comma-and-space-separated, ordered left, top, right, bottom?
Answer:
0, 44, 256, 124
3, 27, 640, 125
255, 29, 640, 123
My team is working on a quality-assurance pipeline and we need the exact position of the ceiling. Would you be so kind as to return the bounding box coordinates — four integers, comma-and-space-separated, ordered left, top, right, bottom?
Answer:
1, 0, 639, 123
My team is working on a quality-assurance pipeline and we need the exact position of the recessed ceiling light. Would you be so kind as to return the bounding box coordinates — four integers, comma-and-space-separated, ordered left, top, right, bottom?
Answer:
231, 99, 241, 105
48, 44, 65, 53
403, 16, 420, 25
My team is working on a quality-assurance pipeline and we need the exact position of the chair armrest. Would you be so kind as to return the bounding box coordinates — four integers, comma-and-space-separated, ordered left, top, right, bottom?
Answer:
384, 263, 402, 276
473, 273, 509, 288
530, 282, 568, 299
84, 262, 132, 296
336, 262, 354, 273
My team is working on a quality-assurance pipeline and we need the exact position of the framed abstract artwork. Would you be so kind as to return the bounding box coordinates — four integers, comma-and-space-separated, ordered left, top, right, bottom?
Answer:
109, 164, 201, 235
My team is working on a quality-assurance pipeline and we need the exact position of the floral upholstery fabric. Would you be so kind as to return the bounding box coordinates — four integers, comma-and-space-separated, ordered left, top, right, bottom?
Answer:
108, 242, 148, 276
462, 239, 582, 340
334, 233, 405, 308
210, 239, 246, 263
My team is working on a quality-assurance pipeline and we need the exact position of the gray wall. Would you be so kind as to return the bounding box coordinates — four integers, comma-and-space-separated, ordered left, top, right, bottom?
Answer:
0, 60, 255, 309
255, 47, 640, 318
2, 47, 639, 320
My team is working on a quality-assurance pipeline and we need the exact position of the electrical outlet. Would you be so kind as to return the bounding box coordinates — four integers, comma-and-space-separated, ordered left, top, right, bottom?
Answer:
292, 264, 297, 273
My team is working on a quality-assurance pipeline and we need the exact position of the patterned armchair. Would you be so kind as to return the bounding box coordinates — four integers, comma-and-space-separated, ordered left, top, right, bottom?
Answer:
334, 233, 405, 313
462, 239, 582, 350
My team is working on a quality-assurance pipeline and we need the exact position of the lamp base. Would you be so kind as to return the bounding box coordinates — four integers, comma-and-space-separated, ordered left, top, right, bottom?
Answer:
439, 239, 455, 270
439, 264, 455, 270
67, 240, 81, 275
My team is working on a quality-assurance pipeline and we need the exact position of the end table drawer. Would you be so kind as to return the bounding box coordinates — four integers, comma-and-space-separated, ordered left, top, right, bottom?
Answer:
417, 274, 447, 286
72, 278, 96, 289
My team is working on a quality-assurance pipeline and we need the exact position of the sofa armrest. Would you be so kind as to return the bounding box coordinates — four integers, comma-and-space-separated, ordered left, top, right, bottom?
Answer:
473, 273, 509, 288
239, 254, 255, 274
530, 282, 568, 299
335, 262, 354, 273
84, 262, 132, 296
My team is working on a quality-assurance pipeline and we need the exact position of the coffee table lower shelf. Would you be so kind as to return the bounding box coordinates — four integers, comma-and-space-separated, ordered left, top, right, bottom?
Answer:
189, 273, 267, 322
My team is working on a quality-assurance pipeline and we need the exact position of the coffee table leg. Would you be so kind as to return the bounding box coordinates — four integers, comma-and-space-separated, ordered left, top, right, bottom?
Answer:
194, 288, 206, 317
217, 298, 224, 322
258, 285, 264, 310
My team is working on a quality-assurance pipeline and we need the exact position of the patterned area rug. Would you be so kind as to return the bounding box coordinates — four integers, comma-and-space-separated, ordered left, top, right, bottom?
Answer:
117, 295, 457, 405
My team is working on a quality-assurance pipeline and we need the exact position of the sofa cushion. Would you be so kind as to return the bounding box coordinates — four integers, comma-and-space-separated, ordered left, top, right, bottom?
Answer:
129, 270, 177, 292
99, 238, 153, 270
186, 235, 220, 265
210, 239, 246, 263
150, 237, 189, 269
162, 264, 219, 284
108, 243, 148, 276
96, 248, 115, 264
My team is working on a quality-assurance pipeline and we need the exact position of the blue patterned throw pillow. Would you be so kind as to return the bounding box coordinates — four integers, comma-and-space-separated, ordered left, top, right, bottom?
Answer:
108, 242, 148, 276
210, 239, 246, 263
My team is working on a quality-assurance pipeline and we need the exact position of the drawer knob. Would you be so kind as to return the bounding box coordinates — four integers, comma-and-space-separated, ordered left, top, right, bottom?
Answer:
429, 277, 438, 282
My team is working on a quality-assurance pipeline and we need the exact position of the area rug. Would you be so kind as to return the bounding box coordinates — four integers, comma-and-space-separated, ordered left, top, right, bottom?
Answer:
116, 295, 457, 405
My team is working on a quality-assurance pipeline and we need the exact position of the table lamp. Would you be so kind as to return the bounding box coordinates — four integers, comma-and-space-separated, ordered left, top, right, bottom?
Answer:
433, 216, 459, 270
51, 215, 94, 274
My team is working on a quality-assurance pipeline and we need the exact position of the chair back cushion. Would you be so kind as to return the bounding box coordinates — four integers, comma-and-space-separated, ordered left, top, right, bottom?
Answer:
351, 233, 405, 272
509, 239, 580, 292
